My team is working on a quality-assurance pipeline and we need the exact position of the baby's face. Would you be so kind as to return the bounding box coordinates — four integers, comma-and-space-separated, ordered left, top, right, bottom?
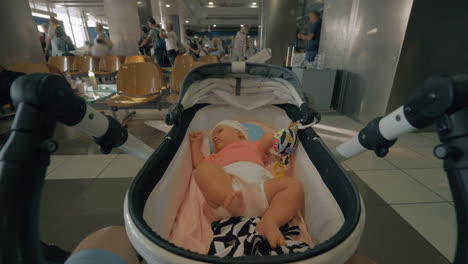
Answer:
212, 125, 244, 152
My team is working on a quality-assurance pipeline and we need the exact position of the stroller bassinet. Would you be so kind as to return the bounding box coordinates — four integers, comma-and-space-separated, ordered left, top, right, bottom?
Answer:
124, 63, 365, 264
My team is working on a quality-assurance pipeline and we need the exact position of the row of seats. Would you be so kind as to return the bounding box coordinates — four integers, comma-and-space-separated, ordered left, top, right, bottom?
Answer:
0, 61, 165, 124
47, 54, 219, 75
2, 55, 221, 114
4, 56, 150, 75
48, 55, 153, 74
109, 55, 220, 122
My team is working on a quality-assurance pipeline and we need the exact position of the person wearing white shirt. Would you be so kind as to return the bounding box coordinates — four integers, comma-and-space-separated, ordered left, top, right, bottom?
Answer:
160, 24, 178, 66
92, 24, 111, 56
232, 25, 249, 61
44, 17, 65, 56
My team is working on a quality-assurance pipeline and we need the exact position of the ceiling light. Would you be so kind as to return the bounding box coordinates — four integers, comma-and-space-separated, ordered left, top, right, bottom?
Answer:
213, 24, 216, 27
165, 4, 171, 7
56, 4, 63, 7
240, 24, 243, 27
32, 12, 51, 19
252, 2, 257, 5
86, 12, 91, 15
185, 20, 189, 23
208, 1, 214, 5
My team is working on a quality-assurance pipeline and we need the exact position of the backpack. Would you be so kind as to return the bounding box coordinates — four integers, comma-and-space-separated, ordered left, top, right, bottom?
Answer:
151, 28, 166, 49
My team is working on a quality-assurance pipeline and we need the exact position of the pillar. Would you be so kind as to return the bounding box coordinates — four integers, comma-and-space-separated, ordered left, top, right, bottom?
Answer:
259, 0, 298, 65
387, 0, 468, 114
169, 15, 181, 42
177, 0, 188, 46
158, 1, 170, 28
138, 0, 153, 27
0, 0, 45, 66
103, 0, 140, 55
320, 0, 413, 123
151, 0, 162, 23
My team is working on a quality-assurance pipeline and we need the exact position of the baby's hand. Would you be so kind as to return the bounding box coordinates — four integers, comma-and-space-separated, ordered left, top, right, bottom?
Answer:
189, 131, 204, 145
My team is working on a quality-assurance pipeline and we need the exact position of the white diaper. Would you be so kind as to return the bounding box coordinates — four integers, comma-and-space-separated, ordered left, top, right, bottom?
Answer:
214, 161, 273, 218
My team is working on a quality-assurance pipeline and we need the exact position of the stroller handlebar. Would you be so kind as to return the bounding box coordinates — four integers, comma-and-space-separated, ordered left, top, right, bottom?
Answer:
336, 73, 468, 264
0, 73, 153, 264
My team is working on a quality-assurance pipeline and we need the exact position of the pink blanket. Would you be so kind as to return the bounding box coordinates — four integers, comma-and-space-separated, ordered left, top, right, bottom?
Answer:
168, 171, 214, 254
168, 170, 314, 254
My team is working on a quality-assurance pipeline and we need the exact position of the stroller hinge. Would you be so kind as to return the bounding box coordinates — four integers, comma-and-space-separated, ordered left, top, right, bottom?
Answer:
235, 78, 241, 96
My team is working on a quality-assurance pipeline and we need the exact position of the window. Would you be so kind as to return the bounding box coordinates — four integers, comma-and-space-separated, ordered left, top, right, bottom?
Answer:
56, 9, 87, 47
69, 16, 87, 47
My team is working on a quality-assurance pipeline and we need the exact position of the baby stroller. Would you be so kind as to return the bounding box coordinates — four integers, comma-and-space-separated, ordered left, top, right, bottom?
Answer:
0, 63, 467, 264
125, 62, 364, 264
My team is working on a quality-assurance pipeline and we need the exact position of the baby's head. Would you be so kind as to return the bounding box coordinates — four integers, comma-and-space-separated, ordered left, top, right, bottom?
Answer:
212, 120, 248, 152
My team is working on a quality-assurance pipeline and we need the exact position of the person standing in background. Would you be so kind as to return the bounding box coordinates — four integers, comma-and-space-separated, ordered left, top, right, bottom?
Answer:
198, 40, 209, 56
297, 11, 322, 62
39, 23, 51, 60
155, 24, 168, 63
160, 24, 178, 66
185, 29, 200, 58
138, 26, 152, 56
94, 24, 110, 45
207, 38, 221, 56
44, 17, 66, 57
232, 25, 249, 61
139, 18, 165, 65
92, 24, 112, 56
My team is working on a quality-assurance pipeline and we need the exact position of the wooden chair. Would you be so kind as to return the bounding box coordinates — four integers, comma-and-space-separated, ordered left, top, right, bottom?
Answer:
118, 56, 127, 65
47, 56, 74, 72
167, 55, 202, 103
169, 55, 196, 92
199, 55, 220, 63
7, 64, 62, 74
97, 56, 121, 73
70, 56, 96, 74
124, 55, 152, 64
105, 62, 166, 124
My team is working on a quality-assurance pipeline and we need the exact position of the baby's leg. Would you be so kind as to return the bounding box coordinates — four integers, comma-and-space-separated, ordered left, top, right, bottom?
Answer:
195, 161, 245, 216
257, 177, 304, 248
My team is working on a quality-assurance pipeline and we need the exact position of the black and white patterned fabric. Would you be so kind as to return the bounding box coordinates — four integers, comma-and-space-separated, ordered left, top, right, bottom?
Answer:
208, 217, 310, 257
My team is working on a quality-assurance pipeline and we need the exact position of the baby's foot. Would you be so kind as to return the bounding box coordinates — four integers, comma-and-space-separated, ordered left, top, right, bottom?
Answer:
256, 217, 286, 248
224, 191, 245, 217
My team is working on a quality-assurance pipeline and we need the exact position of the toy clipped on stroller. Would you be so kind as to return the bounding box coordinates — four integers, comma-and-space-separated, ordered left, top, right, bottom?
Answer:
273, 120, 314, 178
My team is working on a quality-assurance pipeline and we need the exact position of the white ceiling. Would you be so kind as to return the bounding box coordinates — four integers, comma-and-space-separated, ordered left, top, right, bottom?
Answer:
29, 0, 261, 28
179, 0, 260, 29
30, 0, 107, 23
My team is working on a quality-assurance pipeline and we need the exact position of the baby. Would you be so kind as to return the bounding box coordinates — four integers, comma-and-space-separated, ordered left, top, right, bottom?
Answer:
190, 120, 304, 248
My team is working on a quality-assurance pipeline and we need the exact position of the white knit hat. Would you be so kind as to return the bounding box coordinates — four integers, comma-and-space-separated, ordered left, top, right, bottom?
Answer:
213, 120, 249, 139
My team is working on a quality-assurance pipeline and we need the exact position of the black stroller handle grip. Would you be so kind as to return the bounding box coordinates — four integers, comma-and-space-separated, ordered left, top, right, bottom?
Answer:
0, 73, 85, 264
10, 73, 87, 126
0, 73, 130, 264
0, 102, 55, 264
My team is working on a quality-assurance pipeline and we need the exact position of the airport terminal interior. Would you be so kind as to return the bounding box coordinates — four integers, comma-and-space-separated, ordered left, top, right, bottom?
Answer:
1, 0, 468, 264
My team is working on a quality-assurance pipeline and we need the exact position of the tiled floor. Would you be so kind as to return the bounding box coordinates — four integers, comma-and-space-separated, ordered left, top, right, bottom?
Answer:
0, 112, 456, 263
317, 113, 456, 262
